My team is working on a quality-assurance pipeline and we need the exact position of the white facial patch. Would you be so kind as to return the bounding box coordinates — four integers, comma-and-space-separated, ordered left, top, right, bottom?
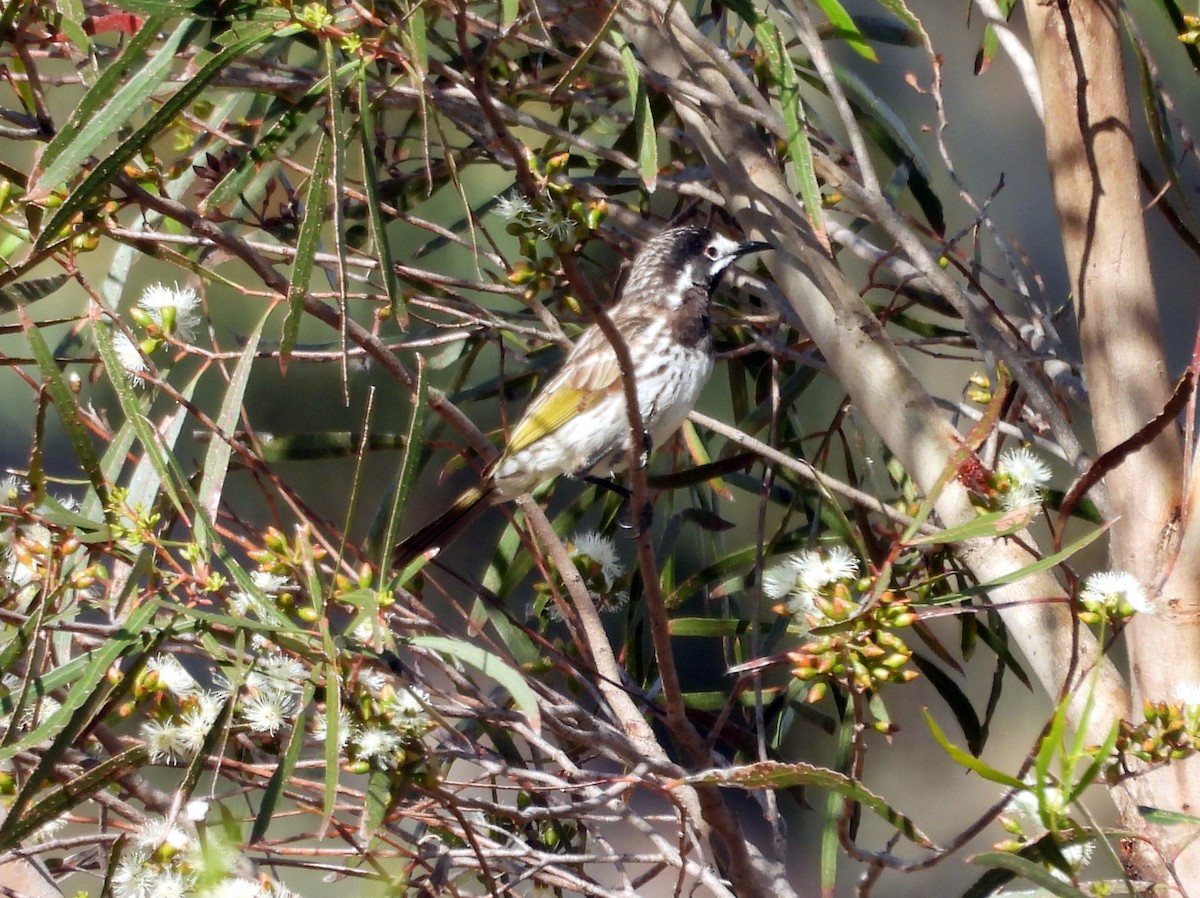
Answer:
704, 234, 743, 274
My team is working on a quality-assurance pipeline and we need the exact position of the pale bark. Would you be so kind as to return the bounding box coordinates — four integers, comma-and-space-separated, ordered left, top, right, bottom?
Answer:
1025, 0, 1197, 884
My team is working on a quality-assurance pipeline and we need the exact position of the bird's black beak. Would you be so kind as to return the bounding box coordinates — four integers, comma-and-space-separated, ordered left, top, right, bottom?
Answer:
736, 240, 773, 257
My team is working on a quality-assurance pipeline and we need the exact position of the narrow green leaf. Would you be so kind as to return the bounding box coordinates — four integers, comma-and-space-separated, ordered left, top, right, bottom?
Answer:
364, 767, 392, 835
358, 73, 406, 326
93, 321, 188, 519
668, 617, 755, 637
33, 17, 199, 197
250, 681, 315, 844
873, 0, 924, 36
1034, 698, 1069, 796
54, 0, 89, 49
99, 0, 221, 12
975, 24, 1001, 75
0, 601, 159, 847
406, 3, 427, 73
912, 654, 983, 755
324, 39, 349, 308
959, 524, 1110, 595
126, 395, 191, 513
755, 20, 823, 237
969, 851, 1092, 898
923, 708, 1023, 788
21, 308, 108, 510
973, 0, 1016, 75
0, 274, 69, 313
409, 635, 542, 733
202, 90, 323, 212
0, 746, 148, 846
680, 760, 935, 847
822, 703, 854, 893
681, 689, 783, 710
281, 127, 333, 365
1067, 719, 1120, 806
35, 21, 301, 251
320, 653, 341, 829
904, 507, 1035, 546
196, 311, 267, 552
813, 0, 878, 62
1139, 805, 1200, 827
613, 32, 657, 191
380, 358, 428, 573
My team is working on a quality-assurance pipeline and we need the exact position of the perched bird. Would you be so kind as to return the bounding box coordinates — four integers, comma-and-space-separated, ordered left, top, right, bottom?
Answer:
394, 225, 770, 567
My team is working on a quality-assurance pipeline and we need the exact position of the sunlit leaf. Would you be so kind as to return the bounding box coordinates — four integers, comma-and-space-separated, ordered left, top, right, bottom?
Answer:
36, 21, 302, 251
281, 127, 333, 366
32, 17, 199, 198
679, 760, 936, 847
923, 709, 1023, 788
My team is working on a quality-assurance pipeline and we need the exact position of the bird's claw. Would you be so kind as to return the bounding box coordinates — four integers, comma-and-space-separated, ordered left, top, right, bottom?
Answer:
619, 498, 654, 540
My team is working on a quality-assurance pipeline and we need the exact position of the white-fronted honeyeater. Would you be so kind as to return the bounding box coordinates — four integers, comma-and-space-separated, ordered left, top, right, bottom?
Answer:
394, 225, 770, 566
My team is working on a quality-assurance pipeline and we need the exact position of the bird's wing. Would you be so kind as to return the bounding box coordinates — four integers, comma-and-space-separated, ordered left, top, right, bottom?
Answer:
505, 328, 622, 454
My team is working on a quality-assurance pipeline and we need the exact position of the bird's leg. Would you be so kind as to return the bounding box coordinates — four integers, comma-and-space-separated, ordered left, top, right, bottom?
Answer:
627, 497, 654, 539
580, 475, 630, 499
637, 429, 653, 470
609, 431, 656, 537
578, 476, 653, 538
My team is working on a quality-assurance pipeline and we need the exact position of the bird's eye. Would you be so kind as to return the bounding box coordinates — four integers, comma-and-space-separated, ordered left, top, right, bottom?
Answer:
704, 244, 720, 259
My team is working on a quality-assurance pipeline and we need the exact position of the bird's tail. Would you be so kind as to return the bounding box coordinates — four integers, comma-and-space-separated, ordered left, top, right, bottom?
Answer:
392, 483, 495, 570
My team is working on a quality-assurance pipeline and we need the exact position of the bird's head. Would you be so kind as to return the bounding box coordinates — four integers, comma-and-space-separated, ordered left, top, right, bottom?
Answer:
623, 226, 772, 305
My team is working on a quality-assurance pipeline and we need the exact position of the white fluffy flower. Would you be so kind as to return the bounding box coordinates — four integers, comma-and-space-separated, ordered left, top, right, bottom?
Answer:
494, 192, 533, 221
570, 531, 624, 585
142, 718, 190, 764
146, 869, 192, 898
387, 686, 432, 736
239, 689, 295, 735
763, 547, 859, 602
1079, 570, 1153, 616
29, 814, 68, 845
761, 559, 800, 601
112, 848, 156, 898
134, 815, 192, 854
354, 726, 402, 767
998, 447, 1052, 510
197, 878, 264, 898
179, 691, 225, 754
311, 707, 352, 750
531, 205, 575, 241
230, 571, 293, 616
764, 546, 860, 622
113, 332, 149, 386
246, 652, 307, 696
145, 655, 198, 698
1006, 773, 1066, 827
250, 570, 293, 592
0, 474, 22, 504
818, 545, 860, 584
138, 283, 202, 341
357, 669, 388, 694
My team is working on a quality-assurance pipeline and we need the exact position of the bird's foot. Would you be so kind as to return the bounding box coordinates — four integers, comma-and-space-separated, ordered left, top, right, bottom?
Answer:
616, 497, 654, 540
